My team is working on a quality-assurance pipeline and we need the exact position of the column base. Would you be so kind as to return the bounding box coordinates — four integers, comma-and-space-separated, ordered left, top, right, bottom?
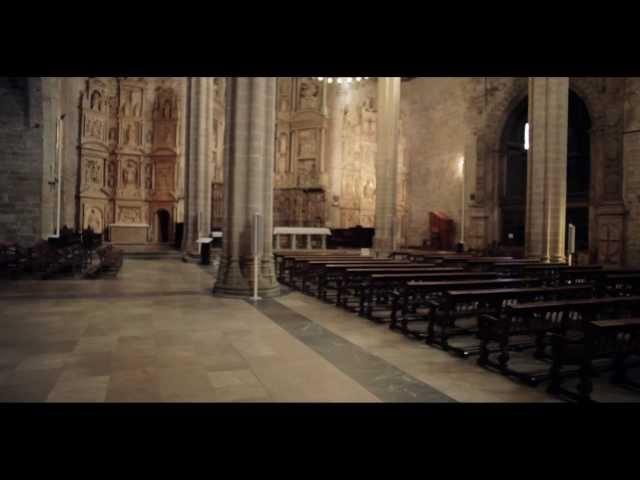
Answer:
213, 255, 281, 298
549, 255, 567, 264
373, 237, 394, 256
213, 283, 281, 298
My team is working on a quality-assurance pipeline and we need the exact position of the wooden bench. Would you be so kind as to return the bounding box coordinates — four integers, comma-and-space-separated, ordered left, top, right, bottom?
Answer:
279, 255, 372, 286
426, 285, 593, 358
390, 278, 543, 338
295, 259, 409, 292
359, 272, 504, 321
490, 261, 553, 276
558, 267, 605, 286
333, 267, 462, 308
600, 272, 640, 297
477, 295, 640, 385
315, 263, 442, 302
547, 318, 640, 402
274, 251, 365, 280
523, 264, 601, 286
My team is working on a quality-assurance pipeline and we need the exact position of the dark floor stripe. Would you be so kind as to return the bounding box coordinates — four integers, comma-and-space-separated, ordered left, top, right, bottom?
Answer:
0, 290, 207, 301
250, 297, 455, 403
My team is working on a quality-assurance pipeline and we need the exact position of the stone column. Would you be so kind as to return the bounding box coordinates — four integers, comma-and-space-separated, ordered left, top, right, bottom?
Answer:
40, 77, 62, 238
215, 77, 279, 297
326, 84, 346, 228
182, 77, 212, 256
525, 77, 569, 263
373, 77, 401, 254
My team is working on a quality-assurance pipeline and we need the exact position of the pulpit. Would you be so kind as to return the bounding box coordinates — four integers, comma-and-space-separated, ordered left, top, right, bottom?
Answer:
429, 211, 454, 251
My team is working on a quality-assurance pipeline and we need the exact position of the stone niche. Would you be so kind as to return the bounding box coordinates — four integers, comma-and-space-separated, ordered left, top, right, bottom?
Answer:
78, 78, 181, 245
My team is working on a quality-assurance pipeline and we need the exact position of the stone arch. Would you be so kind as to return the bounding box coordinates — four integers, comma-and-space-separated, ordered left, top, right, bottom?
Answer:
474, 78, 604, 252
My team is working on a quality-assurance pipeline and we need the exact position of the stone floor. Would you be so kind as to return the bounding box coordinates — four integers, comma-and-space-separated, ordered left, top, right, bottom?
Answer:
0, 257, 638, 402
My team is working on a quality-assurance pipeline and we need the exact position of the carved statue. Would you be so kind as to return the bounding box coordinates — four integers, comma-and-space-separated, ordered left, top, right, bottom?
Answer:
162, 99, 172, 119
145, 164, 153, 190
299, 79, 320, 110
123, 162, 138, 187
90, 91, 102, 111
86, 208, 102, 233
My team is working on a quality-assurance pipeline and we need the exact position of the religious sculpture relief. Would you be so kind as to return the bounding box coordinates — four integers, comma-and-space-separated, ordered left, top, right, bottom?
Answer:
297, 160, 319, 187
144, 164, 153, 190
361, 98, 377, 138
362, 178, 376, 201
120, 88, 143, 117
79, 78, 182, 245
122, 160, 139, 188
84, 206, 103, 233
118, 207, 142, 224
83, 158, 104, 188
106, 161, 116, 189
278, 78, 292, 113
90, 91, 103, 112
298, 78, 321, 111
298, 129, 317, 158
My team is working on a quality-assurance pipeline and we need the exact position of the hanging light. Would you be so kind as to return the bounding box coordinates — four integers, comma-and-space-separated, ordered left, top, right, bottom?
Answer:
315, 77, 370, 84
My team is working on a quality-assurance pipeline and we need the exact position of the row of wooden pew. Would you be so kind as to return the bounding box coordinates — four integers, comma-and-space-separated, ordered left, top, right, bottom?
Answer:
273, 250, 640, 402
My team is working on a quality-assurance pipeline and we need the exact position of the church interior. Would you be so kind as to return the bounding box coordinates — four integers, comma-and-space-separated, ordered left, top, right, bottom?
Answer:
1, 76, 640, 403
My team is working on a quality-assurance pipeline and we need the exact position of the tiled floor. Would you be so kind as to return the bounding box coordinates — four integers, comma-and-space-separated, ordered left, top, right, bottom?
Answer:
0, 257, 637, 402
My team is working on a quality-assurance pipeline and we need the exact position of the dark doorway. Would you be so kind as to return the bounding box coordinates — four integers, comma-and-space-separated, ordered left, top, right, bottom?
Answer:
157, 209, 170, 243
500, 97, 528, 247
500, 91, 592, 250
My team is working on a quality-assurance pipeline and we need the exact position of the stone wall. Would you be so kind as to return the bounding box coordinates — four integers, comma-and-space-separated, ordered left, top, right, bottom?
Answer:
401, 77, 468, 247
623, 78, 640, 266
0, 78, 44, 245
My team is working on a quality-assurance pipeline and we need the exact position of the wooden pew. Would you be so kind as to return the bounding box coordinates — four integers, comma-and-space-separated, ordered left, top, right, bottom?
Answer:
390, 250, 458, 262
522, 264, 600, 286
490, 261, 551, 277
274, 251, 365, 281
558, 267, 605, 286
477, 295, 640, 385
426, 285, 593, 358
600, 272, 640, 297
390, 278, 543, 338
316, 263, 444, 302
463, 257, 516, 272
297, 260, 413, 293
280, 255, 372, 286
333, 267, 462, 308
547, 318, 640, 402
359, 272, 504, 321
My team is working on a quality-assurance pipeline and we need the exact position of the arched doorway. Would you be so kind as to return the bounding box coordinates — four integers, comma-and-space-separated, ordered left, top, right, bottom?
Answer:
500, 90, 592, 253
156, 209, 170, 243
500, 96, 528, 248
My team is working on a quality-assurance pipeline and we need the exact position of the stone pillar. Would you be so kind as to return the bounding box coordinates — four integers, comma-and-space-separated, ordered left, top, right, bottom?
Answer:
373, 77, 401, 254
40, 77, 62, 238
182, 77, 212, 256
326, 84, 346, 228
525, 77, 569, 263
215, 77, 279, 297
